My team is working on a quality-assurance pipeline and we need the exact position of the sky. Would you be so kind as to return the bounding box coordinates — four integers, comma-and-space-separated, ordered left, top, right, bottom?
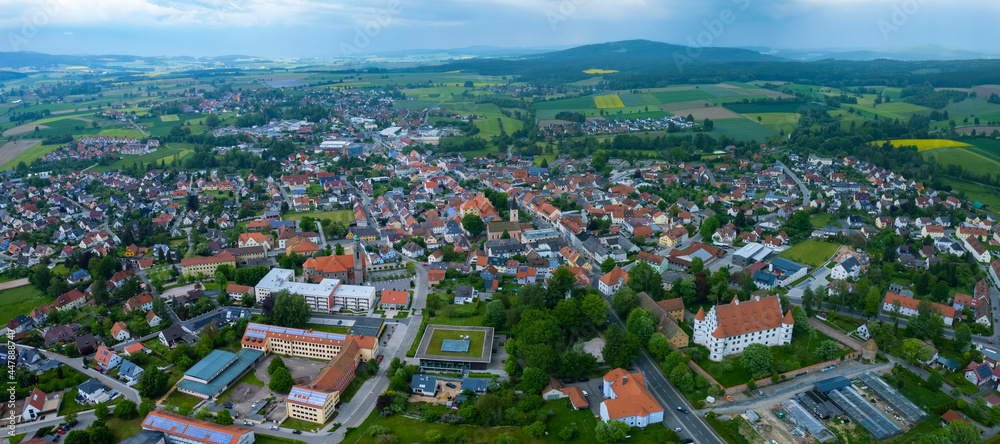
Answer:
0, 0, 997, 57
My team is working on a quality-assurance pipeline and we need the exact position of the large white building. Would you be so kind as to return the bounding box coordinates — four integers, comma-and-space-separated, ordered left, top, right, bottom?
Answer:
693, 295, 793, 361
599, 368, 664, 427
882, 291, 955, 326
255, 268, 377, 313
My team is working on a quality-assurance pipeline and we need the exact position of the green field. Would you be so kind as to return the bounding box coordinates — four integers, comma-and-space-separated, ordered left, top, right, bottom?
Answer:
809, 213, 841, 229
965, 137, 1000, 161
922, 146, 1000, 177
282, 209, 355, 224
106, 417, 144, 443
943, 179, 1000, 210
532, 96, 599, 111
723, 101, 818, 114
698, 84, 744, 97
306, 323, 351, 334
0, 284, 52, 326
741, 113, 801, 133
425, 328, 486, 358
651, 89, 712, 104
777, 239, 839, 268
702, 118, 775, 141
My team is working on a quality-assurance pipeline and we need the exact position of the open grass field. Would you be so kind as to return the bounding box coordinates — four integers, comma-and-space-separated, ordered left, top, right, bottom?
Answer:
879, 138, 971, 151
965, 137, 1000, 161
741, 113, 801, 133
474, 117, 524, 138
163, 391, 201, 412
426, 328, 486, 358
943, 179, 1000, 210
254, 434, 308, 444
810, 213, 841, 229
92, 144, 194, 172
616, 92, 644, 107
159, 114, 180, 122
921, 146, 1000, 177
698, 84, 744, 97
594, 94, 625, 109
282, 209, 355, 224
723, 101, 819, 114
106, 416, 144, 443
827, 109, 867, 131
0, 139, 41, 168
0, 284, 52, 326
532, 96, 596, 111
777, 239, 839, 268
651, 89, 712, 104
702, 118, 775, 141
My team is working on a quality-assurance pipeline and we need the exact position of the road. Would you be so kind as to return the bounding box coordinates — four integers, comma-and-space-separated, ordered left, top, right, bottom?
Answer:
775, 160, 810, 200
13, 411, 97, 439
606, 304, 723, 444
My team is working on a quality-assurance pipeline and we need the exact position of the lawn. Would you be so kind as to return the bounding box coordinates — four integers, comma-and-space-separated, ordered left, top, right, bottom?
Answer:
692, 330, 852, 388
282, 209, 355, 225
944, 372, 980, 396
428, 301, 486, 327
163, 391, 202, 412
106, 416, 144, 443
425, 328, 486, 358
532, 96, 597, 111
160, 114, 180, 122
777, 240, 839, 268
281, 414, 337, 432
943, 178, 1000, 211
254, 434, 308, 444
809, 213, 841, 229
92, 143, 194, 172
0, 284, 52, 326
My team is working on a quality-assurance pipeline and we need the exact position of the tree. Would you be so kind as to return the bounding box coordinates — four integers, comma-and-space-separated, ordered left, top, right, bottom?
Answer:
494, 433, 520, 444
901, 338, 924, 366
335, 243, 345, 256
523, 421, 546, 438
602, 325, 639, 369
595, 420, 630, 444
648, 333, 672, 361
699, 216, 720, 241
139, 398, 156, 417
65, 430, 91, 444
137, 368, 170, 398
521, 367, 547, 395
612, 286, 638, 317
625, 309, 656, 347
690, 256, 704, 274
461, 213, 485, 237
425, 430, 444, 443
114, 399, 137, 419
955, 323, 972, 353
217, 408, 233, 426
601, 257, 616, 273
815, 340, 839, 361
484, 300, 506, 329
546, 267, 576, 307
268, 356, 286, 375
271, 289, 310, 328
269, 367, 295, 392
946, 419, 981, 444
95, 402, 110, 420
741, 343, 773, 378
65, 412, 78, 425
581, 294, 608, 327
626, 261, 665, 300
926, 369, 944, 391
864, 288, 882, 318
196, 406, 212, 420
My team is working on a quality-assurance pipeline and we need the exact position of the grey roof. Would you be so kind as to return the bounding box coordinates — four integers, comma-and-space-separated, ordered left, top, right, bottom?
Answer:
118, 359, 144, 379
119, 430, 167, 444
349, 318, 385, 337
411, 374, 437, 392
77, 378, 104, 395
461, 378, 489, 392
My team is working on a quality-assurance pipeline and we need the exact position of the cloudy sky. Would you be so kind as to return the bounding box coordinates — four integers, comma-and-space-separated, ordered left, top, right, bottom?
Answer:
0, 0, 997, 57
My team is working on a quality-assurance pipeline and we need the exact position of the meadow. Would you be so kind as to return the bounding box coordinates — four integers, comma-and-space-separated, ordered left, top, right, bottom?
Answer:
741, 113, 801, 133
702, 118, 774, 142
0, 284, 52, 326
282, 209, 355, 225
651, 89, 712, 103
777, 239, 839, 268
921, 146, 1000, 177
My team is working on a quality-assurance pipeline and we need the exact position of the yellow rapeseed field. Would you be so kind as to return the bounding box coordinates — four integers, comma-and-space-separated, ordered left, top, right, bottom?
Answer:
583, 69, 619, 74
875, 139, 971, 151
594, 95, 625, 109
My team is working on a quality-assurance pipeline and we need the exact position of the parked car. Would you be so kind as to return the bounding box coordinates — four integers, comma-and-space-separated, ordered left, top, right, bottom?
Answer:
673, 427, 682, 433
676, 406, 688, 414
582, 390, 589, 397
563, 378, 574, 384
681, 439, 694, 444
223, 402, 233, 408
292, 430, 302, 435
445, 382, 457, 389
269, 425, 279, 430
578, 377, 589, 382
756, 390, 764, 397
57, 429, 66, 434
726, 396, 735, 402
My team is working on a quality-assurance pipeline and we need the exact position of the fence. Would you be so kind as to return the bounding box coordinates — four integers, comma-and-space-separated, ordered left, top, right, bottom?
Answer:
808, 318, 864, 351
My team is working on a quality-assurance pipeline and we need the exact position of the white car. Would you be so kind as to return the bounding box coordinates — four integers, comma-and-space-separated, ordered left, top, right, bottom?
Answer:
269, 425, 279, 430
582, 390, 589, 397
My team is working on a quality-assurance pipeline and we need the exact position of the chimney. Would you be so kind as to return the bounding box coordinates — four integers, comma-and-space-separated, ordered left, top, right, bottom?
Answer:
622, 375, 628, 385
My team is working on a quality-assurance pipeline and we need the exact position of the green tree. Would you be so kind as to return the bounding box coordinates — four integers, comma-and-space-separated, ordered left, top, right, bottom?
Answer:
926, 369, 944, 391
627, 261, 665, 300
954, 323, 972, 353
647, 333, 672, 361
546, 267, 576, 307
271, 289, 310, 328
462, 213, 485, 237
523, 421, 546, 438
815, 340, 839, 361
521, 367, 548, 395
625, 309, 656, 347
612, 286, 638, 317
690, 256, 704, 274
741, 343, 773, 378
494, 433, 520, 444
864, 288, 882, 318
595, 420, 630, 444
217, 408, 233, 426
138, 398, 156, 417
484, 300, 507, 329
581, 294, 609, 327
601, 257, 616, 273
95, 402, 110, 420
268, 356, 286, 375
114, 399, 137, 419
65, 430, 91, 444
602, 325, 639, 369
196, 406, 212, 421
699, 216, 720, 241
268, 367, 295, 392
946, 419, 981, 444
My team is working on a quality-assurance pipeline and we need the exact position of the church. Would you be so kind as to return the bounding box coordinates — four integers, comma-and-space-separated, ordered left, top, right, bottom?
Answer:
302, 236, 369, 284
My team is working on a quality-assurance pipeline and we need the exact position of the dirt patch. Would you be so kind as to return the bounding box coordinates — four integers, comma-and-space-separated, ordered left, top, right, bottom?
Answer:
956, 126, 1000, 134
659, 100, 714, 112
0, 278, 29, 291
669, 107, 743, 120
70, 116, 93, 123
0, 140, 41, 166
971, 85, 1000, 98
580, 337, 605, 360
228, 382, 264, 403
3, 124, 48, 136
757, 407, 800, 444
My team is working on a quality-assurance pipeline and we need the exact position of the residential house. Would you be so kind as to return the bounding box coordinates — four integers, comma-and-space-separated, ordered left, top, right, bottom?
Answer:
599, 368, 664, 427
599, 266, 629, 296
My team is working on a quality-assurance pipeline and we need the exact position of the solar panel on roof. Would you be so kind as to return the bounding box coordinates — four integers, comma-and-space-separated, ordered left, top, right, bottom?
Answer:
209, 433, 234, 444
148, 416, 187, 434
186, 425, 210, 439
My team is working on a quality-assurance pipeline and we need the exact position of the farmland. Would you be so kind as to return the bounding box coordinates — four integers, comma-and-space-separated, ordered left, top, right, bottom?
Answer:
878, 138, 972, 151
594, 94, 625, 109
741, 113, 801, 133
583, 69, 618, 74
921, 146, 1000, 177
702, 118, 774, 141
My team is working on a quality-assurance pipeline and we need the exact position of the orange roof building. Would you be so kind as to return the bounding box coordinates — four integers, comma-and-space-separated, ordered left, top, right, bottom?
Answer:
141, 410, 254, 444
379, 290, 409, 308
286, 340, 361, 424
693, 295, 793, 361
883, 292, 956, 326
599, 368, 664, 426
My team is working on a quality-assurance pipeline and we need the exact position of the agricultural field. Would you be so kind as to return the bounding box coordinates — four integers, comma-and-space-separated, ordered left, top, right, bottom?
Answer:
583, 69, 618, 74
651, 89, 712, 104
159, 114, 180, 122
777, 240, 839, 268
701, 118, 774, 142
878, 139, 971, 151
922, 146, 1000, 177
0, 284, 52, 326
740, 113, 801, 133
92, 143, 195, 172
594, 95, 625, 109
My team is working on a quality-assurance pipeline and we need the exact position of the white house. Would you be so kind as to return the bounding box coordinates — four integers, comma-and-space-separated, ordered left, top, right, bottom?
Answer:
110, 321, 131, 341
598, 266, 629, 296
76, 378, 108, 404
21, 388, 59, 422
882, 292, 955, 326
693, 295, 794, 361
599, 368, 664, 427
94, 346, 122, 369
830, 257, 862, 281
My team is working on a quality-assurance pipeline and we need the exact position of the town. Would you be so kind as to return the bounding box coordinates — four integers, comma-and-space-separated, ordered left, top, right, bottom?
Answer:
3, 51, 1000, 444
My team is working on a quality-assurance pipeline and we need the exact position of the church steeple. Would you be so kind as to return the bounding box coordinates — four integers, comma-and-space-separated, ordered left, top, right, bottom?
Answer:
509, 198, 518, 222
352, 234, 364, 284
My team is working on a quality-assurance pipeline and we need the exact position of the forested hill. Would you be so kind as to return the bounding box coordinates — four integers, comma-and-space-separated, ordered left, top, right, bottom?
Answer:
423, 40, 1000, 89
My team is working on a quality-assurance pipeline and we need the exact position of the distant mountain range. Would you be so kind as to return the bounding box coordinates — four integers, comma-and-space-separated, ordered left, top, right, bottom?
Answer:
757, 45, 996, 61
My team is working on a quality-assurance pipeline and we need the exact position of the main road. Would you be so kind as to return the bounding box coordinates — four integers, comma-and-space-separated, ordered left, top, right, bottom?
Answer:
606, 306, 724, 444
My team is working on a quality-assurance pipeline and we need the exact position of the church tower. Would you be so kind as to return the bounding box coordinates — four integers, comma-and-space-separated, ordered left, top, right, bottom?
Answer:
352, 235, 365, 284
509, 198, 518, 222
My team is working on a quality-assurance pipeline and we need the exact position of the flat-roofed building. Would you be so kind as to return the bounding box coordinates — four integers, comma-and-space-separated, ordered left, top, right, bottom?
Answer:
181, 252, 236, 276
176, 349, 264, 399
241, 322, 379, 362
141, 410, 255, 444
286, 340, 361, 424
254, 268, 376, 313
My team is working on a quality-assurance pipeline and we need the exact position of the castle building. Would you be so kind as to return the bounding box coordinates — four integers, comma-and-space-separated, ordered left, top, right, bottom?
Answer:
693, 295, 793, 361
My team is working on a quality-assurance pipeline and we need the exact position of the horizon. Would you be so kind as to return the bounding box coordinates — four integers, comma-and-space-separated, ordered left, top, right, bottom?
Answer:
1, 0, 998, 58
